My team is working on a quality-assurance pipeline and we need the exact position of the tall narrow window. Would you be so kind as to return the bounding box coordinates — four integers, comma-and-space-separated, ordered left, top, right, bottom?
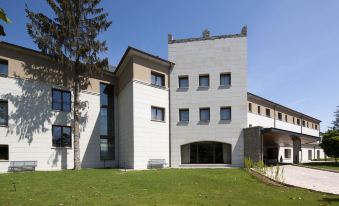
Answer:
179, 109, 189, 122
285, 114, 288, 122
199, 74, 209, 87
220, 73, 231, 87
302, 120, 305, 127
315, 124, 318, 130
266, 108, 271, 117
178, 76, 189, 88
52, 125, 72, 147
293, 117, 295, 124
200, 108, 210, 121
0, 60, 8, 76
284, 149, 291, 159
220, 107, 231, 120
257, 106, 261, 114
0, 145, 8, 160
100, 83, 114, 160
278, 112, 282, 120
248, 103, 252, 112
0, 100, 8, 126
151, 106, 165, 122
52, 89, 71, 112
297, 119, 300, 125
151, 72, 165, 87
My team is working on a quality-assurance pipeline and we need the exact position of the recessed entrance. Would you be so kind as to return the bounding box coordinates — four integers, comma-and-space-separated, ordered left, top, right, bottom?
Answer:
181, 141, 231, 164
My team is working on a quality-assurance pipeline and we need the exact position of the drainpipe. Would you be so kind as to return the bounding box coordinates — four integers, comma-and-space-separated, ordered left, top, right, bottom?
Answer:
273, 105, 276, 128
300, 115, 303, 134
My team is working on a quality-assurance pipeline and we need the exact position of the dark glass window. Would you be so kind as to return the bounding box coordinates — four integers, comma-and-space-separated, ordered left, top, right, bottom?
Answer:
258, 106, 261, 114
0, 101, 8, 126
266, 108, 271, 117
199, 75, 209, 87
220, 107, 231, 120
100, 83, 114, 160
200, 108, 210, 121
220, 73, 231, 86
52, 125, 72, 147
179, 109, 189, 122
179, 76, 189, 88
285, 114, 288, 122
52, 89, 71, 112
315, 124, 318, 130
0, 145, 8, 160
151, 106, 165, 121
293, 117, 295, 124
0, 60, 8, 76
248, 103, 252, 112
302, 120, 305, 127
284, 149, 291, 159
151, 72, 165, 87
297, 119, 300, 125
278, 112, 282, 120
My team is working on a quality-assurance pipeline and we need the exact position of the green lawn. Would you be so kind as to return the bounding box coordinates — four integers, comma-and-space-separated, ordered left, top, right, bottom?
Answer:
0, 169, 338, 206
302, 162, 339, 171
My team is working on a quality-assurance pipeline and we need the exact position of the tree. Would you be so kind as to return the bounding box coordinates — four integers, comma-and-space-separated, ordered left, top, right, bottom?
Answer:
0, 7, 11, 36
26, 0, 111, 170
320, 130, 339, 164
332, 106, 339, 130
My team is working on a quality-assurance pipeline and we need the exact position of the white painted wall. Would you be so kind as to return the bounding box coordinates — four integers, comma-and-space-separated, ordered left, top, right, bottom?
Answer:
169, 36, 247, 167
133, 81, 169, 169
278, 146, 293, 164
248, 112, 274, 128
0, 76, 116, 173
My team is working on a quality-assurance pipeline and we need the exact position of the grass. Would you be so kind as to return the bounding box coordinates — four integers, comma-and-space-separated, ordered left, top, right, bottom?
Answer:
301, 162, 339, 171
0, 168, 338, 206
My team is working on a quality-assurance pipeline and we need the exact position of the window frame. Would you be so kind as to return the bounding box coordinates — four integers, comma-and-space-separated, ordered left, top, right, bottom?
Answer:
0, 145, 9, 161
0, 100, 8, 126
151, 71, 165, 87
220, 73, 231, 87
52, 88, 71, 112
178, 76, 189, 89
278, 112, 282, 121
179, 108, 189, 122
257, 106, 261, 114
0, 59, 8, 76
265, 108, 271, 117
199, 108, 210, 122
284, 149, 291, 159
52, 125, 72, 148
151, 106, 165, 122
199, 74, 209, 88
220, 107, 232, 121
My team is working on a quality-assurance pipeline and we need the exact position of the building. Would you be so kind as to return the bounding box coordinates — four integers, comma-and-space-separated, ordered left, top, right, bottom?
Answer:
0, 27, 324, 172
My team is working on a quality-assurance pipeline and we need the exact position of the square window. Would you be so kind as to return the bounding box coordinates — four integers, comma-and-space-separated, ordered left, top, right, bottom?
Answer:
0, 100, 8, 126
151, 106, 165, 122
0, 60, 8, 76
179, 109, 189, 122
220, 73, 231, 86
199, 75, 209, 87
151, 72, 165, 87
52, 125, 72, 147
200, 108, 210, 121
52, 89, 71, 112
179, 76, 189, 88
0, 145, 8, 160
220, 107, 231, 120
284, 149, 291, 159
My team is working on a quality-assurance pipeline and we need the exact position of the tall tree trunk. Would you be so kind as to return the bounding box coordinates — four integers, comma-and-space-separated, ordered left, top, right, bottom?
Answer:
73, 79, 81, 170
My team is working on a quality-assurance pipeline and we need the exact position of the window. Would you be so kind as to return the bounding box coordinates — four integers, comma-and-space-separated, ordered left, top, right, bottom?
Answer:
0, 60, 8, 76
284, 149, 291, 159
151, 72, 165, 87
285, 115, 288, 122
151, 106, 165, 121
248, 103, 252, 112
199, 74, 209, 87
0, 145, 8, 160
297, 119, 300, 125
0, 100, 8, 126
100, 83, 115, 160
258, 106, 261, 114
200, 108, 210, 121
278, 112, 282, 120
266, 108, 271, 117
302, 120, 305, 127
308, 150, 312, 160
178, 76, 189, 88
52, 125, 72, 147
220, 107, 231, 120
315, 124, 318, 130
317, 150, 320, 159
220, 73, 231, 87
307, 122, 309, 127
52, 89, 71, 112
293, 117, 295, 124
179, 109, 189, 122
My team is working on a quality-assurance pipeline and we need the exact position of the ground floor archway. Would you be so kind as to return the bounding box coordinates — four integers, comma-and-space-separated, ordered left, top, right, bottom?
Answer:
181, 141, 232, 164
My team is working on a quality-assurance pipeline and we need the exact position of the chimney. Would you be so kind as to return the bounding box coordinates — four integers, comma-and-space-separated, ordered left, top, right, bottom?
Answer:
241, 26, 247, 36
168, 34, 173, 43
202, 29, 210, 38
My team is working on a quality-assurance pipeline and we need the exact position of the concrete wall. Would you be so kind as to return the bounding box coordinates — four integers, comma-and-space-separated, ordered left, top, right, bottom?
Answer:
169, 36, 247, 167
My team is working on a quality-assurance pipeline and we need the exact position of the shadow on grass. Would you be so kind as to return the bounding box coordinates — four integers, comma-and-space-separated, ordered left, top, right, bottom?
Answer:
320, 198, 339, 204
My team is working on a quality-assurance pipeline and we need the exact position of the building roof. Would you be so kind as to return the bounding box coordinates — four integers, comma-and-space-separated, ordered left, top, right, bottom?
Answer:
168, 26, 247, 44
248, 92, 321, 123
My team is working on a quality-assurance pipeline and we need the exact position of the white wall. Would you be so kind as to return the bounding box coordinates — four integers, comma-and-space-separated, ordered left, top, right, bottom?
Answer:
0, 76, 116, 172
248, 112, 274, 128
133, 81, 169, 169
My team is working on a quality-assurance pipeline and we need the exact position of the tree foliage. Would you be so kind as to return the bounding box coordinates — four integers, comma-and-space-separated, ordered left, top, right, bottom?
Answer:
320, 130, 339, 163
332, 106, 339, 130
25, 0, 111, 169
0, 7, 12, 36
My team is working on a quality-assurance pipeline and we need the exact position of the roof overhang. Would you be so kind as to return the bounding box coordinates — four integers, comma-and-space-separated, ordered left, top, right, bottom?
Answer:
262, 127, 320, 144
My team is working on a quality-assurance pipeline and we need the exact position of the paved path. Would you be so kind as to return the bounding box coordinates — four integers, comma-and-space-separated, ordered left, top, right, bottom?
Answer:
267, 165, 339, 195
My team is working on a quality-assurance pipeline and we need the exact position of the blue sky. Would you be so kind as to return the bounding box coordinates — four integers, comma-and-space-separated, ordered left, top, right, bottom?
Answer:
1, 0, 338, 131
